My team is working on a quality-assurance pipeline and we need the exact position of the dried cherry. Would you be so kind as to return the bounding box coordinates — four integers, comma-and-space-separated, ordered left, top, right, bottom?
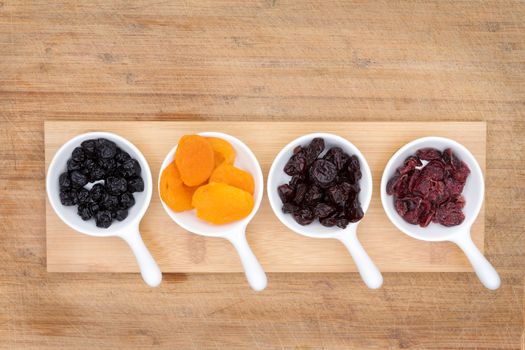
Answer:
278, 138, 364, 229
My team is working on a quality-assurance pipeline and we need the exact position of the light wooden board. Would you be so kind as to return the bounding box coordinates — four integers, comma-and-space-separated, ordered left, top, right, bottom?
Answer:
45, 121, 486, 273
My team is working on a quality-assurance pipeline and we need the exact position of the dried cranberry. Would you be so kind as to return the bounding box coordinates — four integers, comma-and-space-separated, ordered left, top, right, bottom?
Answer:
416, 148, 442, 161
386, 147, 470, 227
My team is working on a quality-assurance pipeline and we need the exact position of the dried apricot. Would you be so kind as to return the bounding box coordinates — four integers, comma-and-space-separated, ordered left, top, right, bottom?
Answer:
175, 135, 215, 186
160, 161, 197, 212
207, 137, 235, 168
209, 163, 255, 194
192, 182, 254, 224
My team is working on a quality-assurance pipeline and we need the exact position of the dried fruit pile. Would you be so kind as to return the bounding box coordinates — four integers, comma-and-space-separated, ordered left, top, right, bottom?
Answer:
386, 148, 470, 227
278, 138, 364, 229
160, 135, 255, 225
59, 138, 144, 228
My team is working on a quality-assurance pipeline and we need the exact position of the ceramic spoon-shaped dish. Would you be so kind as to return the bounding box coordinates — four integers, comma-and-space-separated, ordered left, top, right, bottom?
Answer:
380, 136, 500, 290
159, 132, 267, 292
267, 133, 383, 289
47, 132, 162, 287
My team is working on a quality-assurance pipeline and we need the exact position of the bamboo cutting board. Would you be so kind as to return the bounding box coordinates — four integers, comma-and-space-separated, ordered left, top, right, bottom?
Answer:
45, 121, 486, 273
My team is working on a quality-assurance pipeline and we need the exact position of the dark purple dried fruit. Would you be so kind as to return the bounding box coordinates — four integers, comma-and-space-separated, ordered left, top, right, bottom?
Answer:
98, 158, 117, 172
71, 147, 85, 162
106, 177, 128, 195
96, 138, 117, 159
313, 203, 335, 218
115, 148, 131, 164
81, 139, 97, 157
59, 189, 77, 206
293, 208, 315, 225
284, 154, 307, 176
59, 172, 71, 189
324, 147, 348, 171
386, 148, 470, 227
90, 167, 106, 181
310, 159, 337, 188
76, 188, 90, 204
119, 192, 135, 209
304, 185, 323, 206
101, 194, 119, 211
70, 171, 88, 188
278, 184, 295, 203
304, 137, 325, 165
127, 177, 144, 193
278, 137, 364, 228
89, 183, 105, 202
115, 209, 129, 221
282, 203, 299, 214
58, 138, 143, 228
67, 159, 82, 172
95, 210, 113, 228
293, 183, 307, 204
77, 204, 93, 221
120, 159, 141, 178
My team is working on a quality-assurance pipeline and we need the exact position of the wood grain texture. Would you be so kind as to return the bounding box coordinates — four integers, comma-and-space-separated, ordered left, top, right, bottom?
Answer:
45, 121, 486, 273
1, 0, 524, 348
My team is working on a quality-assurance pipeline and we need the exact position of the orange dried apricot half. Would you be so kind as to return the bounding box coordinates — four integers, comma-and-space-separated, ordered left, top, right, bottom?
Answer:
192, 182, 254, 224
209, 163, 255, 194
160, 161, 197, 212
175, 135, 215, 187
207, 137, 235, 168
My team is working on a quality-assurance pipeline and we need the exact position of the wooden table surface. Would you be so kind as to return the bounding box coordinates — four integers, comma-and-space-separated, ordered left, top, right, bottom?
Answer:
1, 1, 524, 349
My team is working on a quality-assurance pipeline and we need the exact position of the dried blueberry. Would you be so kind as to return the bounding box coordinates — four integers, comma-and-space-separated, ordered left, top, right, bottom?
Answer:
81, 139, 97, 157
90, 167, 106, 181
106, 177, 128, 195
95, 210, 113, 228
89, 183, 105, 202
119, 192, 135, 209
96, 138, 117, 159
98, 158, 117, 172
77, 204, 92, 221
115, 209, 128, 221
101, 194, 119, 210
127, 177, 144, 193
59, 172, 71, 189
70, 171, 88, 188
71, 147, 85, 162
76, 188, 90, 204
120, 159, 141, 178
115, 148, 131, 164
59, 189, 77, 206
67, 159, 82, 171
